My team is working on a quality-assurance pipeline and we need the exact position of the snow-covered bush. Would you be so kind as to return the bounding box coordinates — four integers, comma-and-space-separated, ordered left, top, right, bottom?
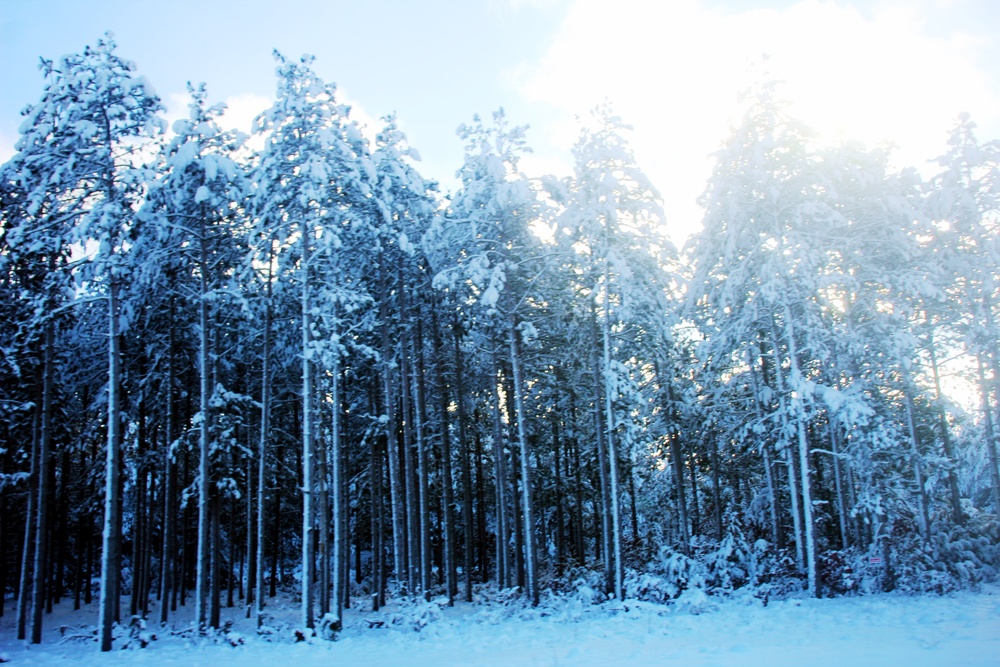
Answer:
121, 616, 156, 649
628, 512, 804, 605
817, 549, 862, 596
390, 598, 444, 632
891, 514, 1000, 594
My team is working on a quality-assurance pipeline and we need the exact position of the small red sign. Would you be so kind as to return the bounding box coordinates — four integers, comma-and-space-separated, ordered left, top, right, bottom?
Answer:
869, 557, 883, 565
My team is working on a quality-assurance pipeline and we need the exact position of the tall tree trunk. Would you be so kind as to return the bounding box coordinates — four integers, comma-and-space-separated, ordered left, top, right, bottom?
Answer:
474, 423, 488, 583
661, 373, 690, 555
413, 317, 432, 600
601, 271, 624, 600
330, 354, 344, 628
432, 307, 456, 604
17, 370, 41, 640
255, 251, 273, 627
370, 393, 384, 610
492, 378, 509, 589
318, 392, 330, 618
30, 320, 55, 644
771, 323, 805, 574
749, 353, 781, 550
590, 305, 612, 591
569, 395, 585, 563
245, 454, 255, 614
976, 353, 1000, 516
379, 256, 405, 593
195, 228, 212, 629
782, 305, 817, 597
301, 219, 316, 630
688, 452, 701, 537
160, 300, 176, 624
99, 276, 124, 651
508, 315, 538, 606
710, 434, 723, 541
453, 316, 474, 601
209, 483, 221, 628
553, 417, 566, 576
398, 266, 419, 595
827, 422, 849, 550
927, 329, 964, 524
903, 382, 931, 539
503, 371, 525, 590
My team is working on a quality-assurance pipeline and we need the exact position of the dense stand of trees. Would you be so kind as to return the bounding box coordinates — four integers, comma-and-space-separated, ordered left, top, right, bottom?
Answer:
2, 38, 999, 650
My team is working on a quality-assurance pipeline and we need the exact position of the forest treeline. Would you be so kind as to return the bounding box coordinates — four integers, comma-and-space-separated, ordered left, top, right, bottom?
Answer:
2, 37, 999, 650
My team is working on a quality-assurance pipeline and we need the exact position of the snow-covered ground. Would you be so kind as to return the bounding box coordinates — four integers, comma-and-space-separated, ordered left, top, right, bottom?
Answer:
2, 585, 999, 666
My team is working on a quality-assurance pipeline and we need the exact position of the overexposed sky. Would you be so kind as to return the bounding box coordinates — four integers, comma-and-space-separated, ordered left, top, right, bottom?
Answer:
1, 0, 998, 245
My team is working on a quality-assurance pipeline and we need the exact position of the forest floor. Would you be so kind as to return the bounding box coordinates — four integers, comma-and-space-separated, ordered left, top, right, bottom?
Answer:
2, 583, 999, 666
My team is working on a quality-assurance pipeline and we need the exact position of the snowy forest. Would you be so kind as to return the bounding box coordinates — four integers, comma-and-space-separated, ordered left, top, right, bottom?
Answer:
2, 35, 999, 654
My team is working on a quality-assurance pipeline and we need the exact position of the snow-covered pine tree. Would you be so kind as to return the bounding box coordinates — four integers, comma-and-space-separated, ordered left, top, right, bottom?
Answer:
430, 109, 544, 606
8, 34, 163, 649
139, 83, 246, 628
252, 52, 375, 631
556, 102, 674, 599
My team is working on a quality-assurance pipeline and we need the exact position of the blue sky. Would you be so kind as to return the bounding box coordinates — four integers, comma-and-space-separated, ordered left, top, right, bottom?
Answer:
2, 0, 999, 243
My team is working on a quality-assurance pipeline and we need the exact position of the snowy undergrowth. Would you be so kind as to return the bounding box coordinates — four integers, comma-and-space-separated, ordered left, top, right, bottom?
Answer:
3, 583, 1000, 667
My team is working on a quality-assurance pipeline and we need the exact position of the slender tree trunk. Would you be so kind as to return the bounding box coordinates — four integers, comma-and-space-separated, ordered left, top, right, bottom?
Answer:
508, 315, 538, 606
99, 276, 124, 651
245, 453, 254, 613
590, 306, 612, 591
827, 422, 849, 550
903, 383, 931, 539
413, 317, 432, 600
453, 316, 474, 601
749, 355, 781, 549
976, 354, 1000, 516
339, 407, 349, 613
601, 271, 624, 600
330, 354, 344, 628
432, 307, 456, 604
270, 440, 282, 599
318, 391, 330, 618
160, 302, 176, 624
569, 395, 585, 563
492, 381, 509, 589
209, 484, 221, 628
660, 373, 690, 554
927, 330, 964, 524
771, 324, 805, 574
474, 423, 488, 583
782, 306, 817, 597
688, 452, 701, 537
195, 228, 212, 630
30, 320, 55, 644
17, 371, 40, 641
553, 418, 566, 576
301, 225, 316, 630
710, 434, 723, 540
255, 252, 273, 627
379, 256, 405, 594
398, 266, 419, 596
370, 395, 384, 610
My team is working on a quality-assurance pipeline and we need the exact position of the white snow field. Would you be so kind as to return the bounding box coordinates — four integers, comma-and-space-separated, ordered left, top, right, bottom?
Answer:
2, 585, 999, 666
